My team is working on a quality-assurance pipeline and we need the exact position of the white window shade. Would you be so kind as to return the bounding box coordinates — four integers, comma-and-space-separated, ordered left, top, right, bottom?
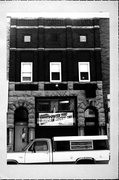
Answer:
51, 64, 60, 72
22, 63, 32, 72
80, 64, 88, 72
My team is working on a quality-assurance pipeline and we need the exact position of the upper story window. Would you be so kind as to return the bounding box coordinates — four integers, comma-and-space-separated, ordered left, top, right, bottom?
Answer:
24, 35, 31, 43
80, 35, 87, 42
78, 62, 90, 82
50, 62, 61, 82
21, 62, 32, 82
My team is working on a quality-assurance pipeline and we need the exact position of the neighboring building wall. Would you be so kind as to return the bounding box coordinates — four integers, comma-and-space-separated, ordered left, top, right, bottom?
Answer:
7, 17, 109, 152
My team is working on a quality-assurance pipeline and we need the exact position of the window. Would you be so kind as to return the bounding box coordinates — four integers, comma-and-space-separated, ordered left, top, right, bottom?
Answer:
21, 62, 32, 82
70, 140, 93, 150
29, 141, 48, 152
54, 141, 70, 151
80, 35, 87, 42
24, 35, 31, 42
50, 62, 61, 82
58, 100, 70, 111
78, 62, 90, 82
37, 101, 50, 112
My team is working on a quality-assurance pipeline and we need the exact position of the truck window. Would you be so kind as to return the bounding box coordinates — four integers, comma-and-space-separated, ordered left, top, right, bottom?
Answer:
28, 141, 48, 152
70, 140, 93, 150
93, 140, 109, 150
54, 141, 70, 151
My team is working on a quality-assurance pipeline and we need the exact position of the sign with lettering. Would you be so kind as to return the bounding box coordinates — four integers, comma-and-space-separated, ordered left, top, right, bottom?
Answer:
37, 112, 74, 126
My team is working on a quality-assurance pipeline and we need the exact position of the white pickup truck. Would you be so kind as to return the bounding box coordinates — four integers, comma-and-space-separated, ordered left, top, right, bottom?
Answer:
7, 135, 110, 164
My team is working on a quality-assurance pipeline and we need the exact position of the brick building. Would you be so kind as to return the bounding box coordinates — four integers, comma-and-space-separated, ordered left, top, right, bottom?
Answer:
7, 15, 109, 152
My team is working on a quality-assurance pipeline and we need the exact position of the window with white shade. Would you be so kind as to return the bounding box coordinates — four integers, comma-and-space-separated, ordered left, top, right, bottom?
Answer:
24, 35, 31, 43
50, 62, 61, 82
80, 35, 87, 42
21, 62, 32, 82
78, 62, 90, 82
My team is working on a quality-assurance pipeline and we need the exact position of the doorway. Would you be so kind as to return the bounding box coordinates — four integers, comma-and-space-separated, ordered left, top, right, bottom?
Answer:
14, 107, 28, 151
85, 107, 98, 135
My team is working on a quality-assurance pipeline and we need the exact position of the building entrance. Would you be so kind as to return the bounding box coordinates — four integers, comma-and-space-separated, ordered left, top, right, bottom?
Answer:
14, 107, 28, 151
85, 107, 98, 135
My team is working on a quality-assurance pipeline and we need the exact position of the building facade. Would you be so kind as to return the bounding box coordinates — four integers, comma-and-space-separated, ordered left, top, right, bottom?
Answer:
7, 16, 109, 152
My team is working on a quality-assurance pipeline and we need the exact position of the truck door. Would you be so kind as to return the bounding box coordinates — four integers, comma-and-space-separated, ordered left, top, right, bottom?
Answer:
24, 140, 50, 164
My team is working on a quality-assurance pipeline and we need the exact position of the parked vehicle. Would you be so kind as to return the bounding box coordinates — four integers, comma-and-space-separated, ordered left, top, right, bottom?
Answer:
7, 135, 110, 164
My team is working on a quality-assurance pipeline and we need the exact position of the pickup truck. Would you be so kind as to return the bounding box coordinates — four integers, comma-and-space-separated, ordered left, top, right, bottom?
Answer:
7, 135, 110, 164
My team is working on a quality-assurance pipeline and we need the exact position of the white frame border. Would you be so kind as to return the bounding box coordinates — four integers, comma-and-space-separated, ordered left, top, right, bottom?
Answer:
0, 1, 118, 179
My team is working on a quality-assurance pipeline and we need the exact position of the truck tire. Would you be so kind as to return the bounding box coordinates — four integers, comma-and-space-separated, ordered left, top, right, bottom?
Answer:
75, 158, 95, 164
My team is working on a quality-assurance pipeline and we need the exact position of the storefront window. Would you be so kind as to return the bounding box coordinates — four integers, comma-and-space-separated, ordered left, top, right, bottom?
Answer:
36, 97, 76, 126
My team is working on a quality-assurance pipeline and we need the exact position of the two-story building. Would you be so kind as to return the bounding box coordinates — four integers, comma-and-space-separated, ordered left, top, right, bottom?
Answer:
7, 15, 109, 152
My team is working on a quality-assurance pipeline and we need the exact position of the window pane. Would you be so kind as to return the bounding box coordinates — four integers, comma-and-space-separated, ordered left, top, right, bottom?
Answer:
59, 100, 70, 111
24, 35, 31, 42
80, 64, 88, 72
93, 140, 109, 150
22, 77, 31, 81
37, 101, 50, 112
51, 63, 60, 72
70, 141, 93, 150
54, 141, 70, 151
52, 72, 60, 80
35, 141, 48, 151
22, 64, 31, 72
80, 35, 87, 42
80, 72, 89, 80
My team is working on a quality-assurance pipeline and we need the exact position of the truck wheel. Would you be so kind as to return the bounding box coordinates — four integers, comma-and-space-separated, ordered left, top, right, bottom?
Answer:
7, 160, 18, 164
76, 158, 95, 164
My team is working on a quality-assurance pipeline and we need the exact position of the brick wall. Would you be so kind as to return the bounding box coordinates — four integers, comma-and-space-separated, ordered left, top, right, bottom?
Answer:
99, 18, 110, 100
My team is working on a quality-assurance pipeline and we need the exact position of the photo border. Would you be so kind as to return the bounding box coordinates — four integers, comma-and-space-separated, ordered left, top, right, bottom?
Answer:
0, 1, 118, 179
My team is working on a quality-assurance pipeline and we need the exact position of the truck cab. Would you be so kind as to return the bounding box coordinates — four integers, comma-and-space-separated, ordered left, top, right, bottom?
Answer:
7, 138, 52, 164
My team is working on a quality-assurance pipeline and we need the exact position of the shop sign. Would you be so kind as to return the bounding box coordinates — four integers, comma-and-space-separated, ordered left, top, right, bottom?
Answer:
37, 112, 74, 126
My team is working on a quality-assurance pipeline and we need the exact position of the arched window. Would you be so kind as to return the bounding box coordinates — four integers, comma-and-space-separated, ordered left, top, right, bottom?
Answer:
85, 106, 98, 135
14, 107, 28, 123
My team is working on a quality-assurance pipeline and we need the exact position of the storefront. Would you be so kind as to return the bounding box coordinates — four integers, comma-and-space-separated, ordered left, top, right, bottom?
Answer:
35, 96, 78, 138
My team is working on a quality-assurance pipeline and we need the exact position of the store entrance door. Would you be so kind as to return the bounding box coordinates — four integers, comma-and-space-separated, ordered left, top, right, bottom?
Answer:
14, 107, 28, 152
15, 122, 28, 152
85, 107, 98, 136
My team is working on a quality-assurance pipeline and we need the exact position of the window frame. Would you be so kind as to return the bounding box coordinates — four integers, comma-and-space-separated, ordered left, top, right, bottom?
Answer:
78, 62, 90, 82
21, 62, 33, 82
50, 62, 62, 82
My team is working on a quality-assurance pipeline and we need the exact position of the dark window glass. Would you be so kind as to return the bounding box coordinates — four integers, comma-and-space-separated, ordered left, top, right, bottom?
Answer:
37, 101, 50, 112
54, 141, 70, 151
58, 100, 70, 111
93, 140, 109, 150
52, 72, 60, 80
29, 141, 48, 152
80, 72, 89, 80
